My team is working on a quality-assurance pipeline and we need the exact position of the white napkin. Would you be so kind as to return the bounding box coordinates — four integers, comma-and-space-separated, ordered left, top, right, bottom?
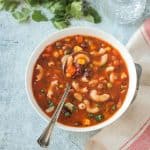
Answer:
85, 19, 150, 150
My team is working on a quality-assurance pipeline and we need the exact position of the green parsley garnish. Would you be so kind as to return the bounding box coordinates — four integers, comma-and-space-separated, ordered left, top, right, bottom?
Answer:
0, 0, 101, 29
95, 114, 104, 122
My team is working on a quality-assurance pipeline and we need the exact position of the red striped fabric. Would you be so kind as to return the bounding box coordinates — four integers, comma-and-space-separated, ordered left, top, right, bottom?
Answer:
141, 18, 150, 46
120, 119, 150, 150
144, 19, 150, 41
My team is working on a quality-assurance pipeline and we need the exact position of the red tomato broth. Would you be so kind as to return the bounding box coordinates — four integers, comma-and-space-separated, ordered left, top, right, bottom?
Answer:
32, 35, 129, 127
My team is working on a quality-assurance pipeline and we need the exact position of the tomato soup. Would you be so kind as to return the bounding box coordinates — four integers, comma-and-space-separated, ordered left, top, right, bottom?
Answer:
32, 35, 129, 127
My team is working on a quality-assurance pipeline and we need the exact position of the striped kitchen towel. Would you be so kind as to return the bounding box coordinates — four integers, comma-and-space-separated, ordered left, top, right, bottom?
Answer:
120, 119, 150, 150
85, 19, 150, 150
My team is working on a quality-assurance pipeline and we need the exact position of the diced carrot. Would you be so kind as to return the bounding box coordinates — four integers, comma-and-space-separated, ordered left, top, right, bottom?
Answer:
42, 53, 50, 58
53, 51, 59, 58
113, 60, 120, 66
90, 43, 96, 51
75, 35, 83, 44
59, 49, 63, 55
45, 46, 52, 53
82, 118, 91, 126
66, 65, 76, 77
117, 99, 122, 108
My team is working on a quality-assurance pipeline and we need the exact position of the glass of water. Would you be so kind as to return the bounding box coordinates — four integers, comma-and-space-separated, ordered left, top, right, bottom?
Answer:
103, 0, 146, 24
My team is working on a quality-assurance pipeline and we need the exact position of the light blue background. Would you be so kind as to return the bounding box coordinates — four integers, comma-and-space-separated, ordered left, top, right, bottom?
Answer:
0, 1, 150, 150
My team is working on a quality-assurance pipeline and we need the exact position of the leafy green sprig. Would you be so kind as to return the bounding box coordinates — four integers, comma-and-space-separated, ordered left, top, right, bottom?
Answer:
0, 0, 101, 29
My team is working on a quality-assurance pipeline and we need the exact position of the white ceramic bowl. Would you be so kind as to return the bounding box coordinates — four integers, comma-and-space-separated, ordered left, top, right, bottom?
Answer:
25, 27, 137, 132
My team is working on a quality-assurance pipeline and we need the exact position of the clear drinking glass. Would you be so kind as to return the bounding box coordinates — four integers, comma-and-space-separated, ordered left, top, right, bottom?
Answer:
103, 0, 147, 24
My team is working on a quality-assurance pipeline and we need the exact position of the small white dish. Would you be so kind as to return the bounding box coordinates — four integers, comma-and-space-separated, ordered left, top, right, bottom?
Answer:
25, 27, 137, 132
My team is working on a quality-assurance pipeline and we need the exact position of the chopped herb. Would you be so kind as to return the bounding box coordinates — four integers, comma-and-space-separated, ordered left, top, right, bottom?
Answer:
48, 99, 54, 107
95, 114, 104, 122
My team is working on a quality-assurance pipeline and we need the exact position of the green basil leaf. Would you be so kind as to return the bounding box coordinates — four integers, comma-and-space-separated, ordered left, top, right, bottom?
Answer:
22, 7, 31, 14
12, 7, 30, 23
84, 14, 94, 23
0, 0, 5, 10
86, 7, 101, 23
24, 0, 38, 6
43, 1, 54, 9
52, 20, 70, 29
51, 17, 70, 29
70, 1, 83, 19
49, 1, 66, 14
0, 0, 102, 29
5, 1, 20, 12
32, 10, 48, 22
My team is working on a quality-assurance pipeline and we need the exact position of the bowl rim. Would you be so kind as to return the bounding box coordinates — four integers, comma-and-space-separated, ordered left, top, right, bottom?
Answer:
25, 27, 137, 132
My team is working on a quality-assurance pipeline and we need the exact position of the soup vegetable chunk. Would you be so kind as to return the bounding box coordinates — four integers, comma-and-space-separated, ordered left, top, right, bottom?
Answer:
32, 35, 129, 127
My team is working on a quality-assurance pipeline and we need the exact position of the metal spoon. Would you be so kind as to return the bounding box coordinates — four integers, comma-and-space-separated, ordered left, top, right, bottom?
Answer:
37, 83, 71, 148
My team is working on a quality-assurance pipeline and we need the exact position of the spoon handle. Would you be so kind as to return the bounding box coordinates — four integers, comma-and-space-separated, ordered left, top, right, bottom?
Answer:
37, 83, 71, 148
